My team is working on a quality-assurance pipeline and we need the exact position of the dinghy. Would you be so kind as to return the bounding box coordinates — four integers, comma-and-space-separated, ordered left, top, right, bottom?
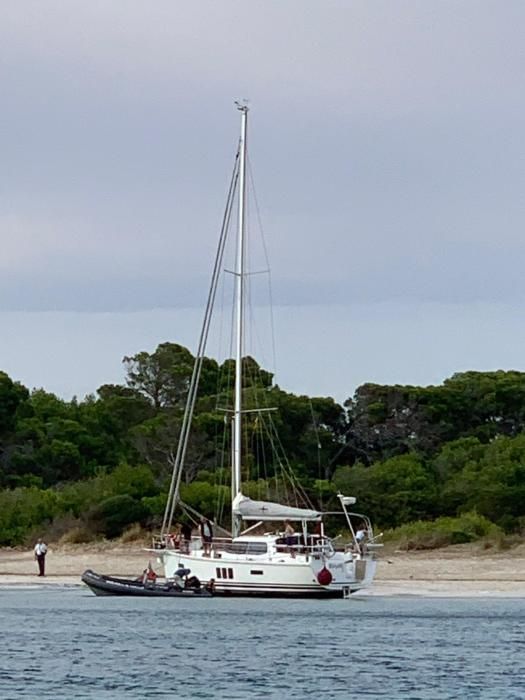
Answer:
81, 569, 214, 597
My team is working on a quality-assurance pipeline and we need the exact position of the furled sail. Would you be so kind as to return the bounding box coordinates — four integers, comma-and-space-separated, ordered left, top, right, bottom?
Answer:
232, 493, 322, 521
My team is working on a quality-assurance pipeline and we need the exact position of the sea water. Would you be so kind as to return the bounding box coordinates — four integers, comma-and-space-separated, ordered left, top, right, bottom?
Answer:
0, 588, 524, 699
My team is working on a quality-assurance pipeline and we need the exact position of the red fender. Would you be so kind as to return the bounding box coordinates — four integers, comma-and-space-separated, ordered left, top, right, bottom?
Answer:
317, 567, 332, 586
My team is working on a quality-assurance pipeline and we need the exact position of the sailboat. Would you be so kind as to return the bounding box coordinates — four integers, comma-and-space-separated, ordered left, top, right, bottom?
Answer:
154, 104, 380, 597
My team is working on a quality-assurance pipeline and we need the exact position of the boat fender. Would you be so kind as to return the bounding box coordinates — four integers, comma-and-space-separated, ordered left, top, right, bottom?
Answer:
317, 567, 332, 586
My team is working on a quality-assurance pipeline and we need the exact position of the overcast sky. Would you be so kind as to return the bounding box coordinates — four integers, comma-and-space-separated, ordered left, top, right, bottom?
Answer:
1, 1, 524, 404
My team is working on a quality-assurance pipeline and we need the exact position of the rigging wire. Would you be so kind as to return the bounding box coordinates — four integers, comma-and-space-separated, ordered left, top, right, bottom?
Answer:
309, 400, 325, 509
213, 244, 233, 528
163, 129, 321, 537
245, 155, 276, 500
247, 155, 277, 375
162, 149, 240, 535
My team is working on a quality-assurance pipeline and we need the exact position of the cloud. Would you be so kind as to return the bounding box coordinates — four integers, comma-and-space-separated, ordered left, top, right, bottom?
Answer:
0, 1, 524, 313
3, 2, 523, 107
0, 2, 524, 400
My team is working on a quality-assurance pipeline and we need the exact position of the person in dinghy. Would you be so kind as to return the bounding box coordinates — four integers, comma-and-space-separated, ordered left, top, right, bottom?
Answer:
138, 562, 158, 586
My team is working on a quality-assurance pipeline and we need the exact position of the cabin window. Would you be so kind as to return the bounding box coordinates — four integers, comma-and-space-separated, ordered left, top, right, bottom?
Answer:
216, 568, 221, 578
221, 567, 227, 579
250, 570, 263, 575
228, 568, 234, 579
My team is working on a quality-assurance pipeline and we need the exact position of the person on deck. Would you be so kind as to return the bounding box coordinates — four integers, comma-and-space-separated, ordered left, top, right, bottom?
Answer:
180, 522, 192, 553
284, 520, 296, 558
200, 518, 213, 557
168, 523, 181, 549
34, 538, 48, 577
355, 524, 367, 554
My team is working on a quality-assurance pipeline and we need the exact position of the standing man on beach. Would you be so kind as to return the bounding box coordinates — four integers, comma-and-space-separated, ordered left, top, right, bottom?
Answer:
34, 538, 48, 576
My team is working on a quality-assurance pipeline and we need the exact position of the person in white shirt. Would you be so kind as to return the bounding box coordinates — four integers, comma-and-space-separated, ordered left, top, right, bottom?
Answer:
34, 538, 48, 576
355, 525, 367, 554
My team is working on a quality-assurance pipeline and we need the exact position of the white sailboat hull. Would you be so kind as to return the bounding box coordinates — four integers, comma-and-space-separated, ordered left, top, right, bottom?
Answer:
156, 547, 376, 598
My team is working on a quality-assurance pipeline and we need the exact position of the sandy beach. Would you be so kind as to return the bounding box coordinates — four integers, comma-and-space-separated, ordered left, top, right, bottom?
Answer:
1, 541, 524, 596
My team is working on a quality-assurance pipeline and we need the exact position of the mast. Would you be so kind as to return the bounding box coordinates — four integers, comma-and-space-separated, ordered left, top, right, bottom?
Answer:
232, 102, 248, 537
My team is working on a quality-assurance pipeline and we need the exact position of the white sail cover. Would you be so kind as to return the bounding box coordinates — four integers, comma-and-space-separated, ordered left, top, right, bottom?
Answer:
232, 493, 322, 521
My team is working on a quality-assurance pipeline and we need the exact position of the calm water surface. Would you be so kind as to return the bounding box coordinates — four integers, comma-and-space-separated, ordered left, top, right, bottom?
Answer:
0, 588, 524, 699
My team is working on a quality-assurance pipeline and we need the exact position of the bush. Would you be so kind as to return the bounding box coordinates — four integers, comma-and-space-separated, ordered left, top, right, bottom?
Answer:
59, 526, 95, 544
333, 455, 438, 528
57, 463, 159, 518
180, 481, 230, 518
102, 463, 158, 499
120, 523, 147, 543
0, 487, 59, 545
384, 512, 501, 551
141, 493, 167, 520
87, 494, 148, 538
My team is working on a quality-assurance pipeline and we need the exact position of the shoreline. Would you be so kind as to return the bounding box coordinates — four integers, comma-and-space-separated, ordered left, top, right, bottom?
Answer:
1, 542, 524, 597
0, 577, 524, 598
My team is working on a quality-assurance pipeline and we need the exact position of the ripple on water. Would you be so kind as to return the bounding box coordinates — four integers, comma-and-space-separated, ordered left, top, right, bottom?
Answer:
1, 590, 525, 699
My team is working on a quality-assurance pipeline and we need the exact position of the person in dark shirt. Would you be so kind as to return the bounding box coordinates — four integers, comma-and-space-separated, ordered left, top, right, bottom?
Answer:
173, 566, 191, 589
200, 518, 213, 557
180, 522, 192, 553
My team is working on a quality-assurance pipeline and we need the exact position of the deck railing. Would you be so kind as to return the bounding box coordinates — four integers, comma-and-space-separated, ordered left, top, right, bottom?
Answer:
151, 533, 336, 557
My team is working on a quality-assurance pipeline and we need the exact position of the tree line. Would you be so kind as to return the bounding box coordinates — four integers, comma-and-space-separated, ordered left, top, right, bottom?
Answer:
0, 343, 524, 545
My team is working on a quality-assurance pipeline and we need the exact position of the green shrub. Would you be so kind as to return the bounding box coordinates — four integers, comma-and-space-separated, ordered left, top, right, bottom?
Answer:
0, 487, 59, 545
384, 512, 501, 550
56, 463, 158, 520
179, 481, 230, 518
141, 493, 167, 519
333, 454, 438, 528
102, 463, 157, 499
87, 494, 148, 538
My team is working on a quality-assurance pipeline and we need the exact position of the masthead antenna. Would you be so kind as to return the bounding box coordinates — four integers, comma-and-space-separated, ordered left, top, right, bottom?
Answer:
235, 99, 250, 112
